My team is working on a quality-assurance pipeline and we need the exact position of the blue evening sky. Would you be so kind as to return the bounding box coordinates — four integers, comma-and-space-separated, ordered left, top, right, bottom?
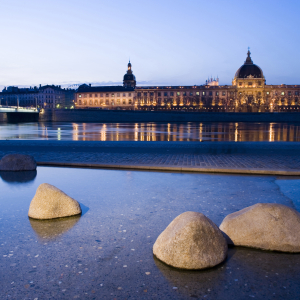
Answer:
0, 0, 299, 88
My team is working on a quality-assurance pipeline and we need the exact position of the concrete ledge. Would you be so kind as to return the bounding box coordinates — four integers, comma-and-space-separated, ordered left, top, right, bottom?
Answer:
37, 161, 300, 176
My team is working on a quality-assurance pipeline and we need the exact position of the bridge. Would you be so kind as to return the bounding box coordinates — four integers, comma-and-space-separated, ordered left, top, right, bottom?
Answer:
0, 105, 40, 122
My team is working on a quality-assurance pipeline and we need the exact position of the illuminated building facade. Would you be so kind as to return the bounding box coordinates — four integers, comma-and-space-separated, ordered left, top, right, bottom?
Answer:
0, 85, 75, 109
75, 51, 300, 112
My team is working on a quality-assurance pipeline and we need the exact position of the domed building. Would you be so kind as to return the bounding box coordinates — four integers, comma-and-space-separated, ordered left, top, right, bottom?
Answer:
232, 50, 267, 112
233, 49, 265, 86
123, 61, 136, 88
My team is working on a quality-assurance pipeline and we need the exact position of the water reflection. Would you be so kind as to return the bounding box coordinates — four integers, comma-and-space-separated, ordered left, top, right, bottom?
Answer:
0, 170, 37, 184
1, 122, 300, 142
154, 247, 300, 298
29, 214, 81, 241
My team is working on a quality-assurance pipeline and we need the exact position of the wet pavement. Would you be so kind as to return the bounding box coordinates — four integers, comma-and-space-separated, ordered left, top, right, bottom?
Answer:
1, 167, 300, 299
1, 140, 300, 175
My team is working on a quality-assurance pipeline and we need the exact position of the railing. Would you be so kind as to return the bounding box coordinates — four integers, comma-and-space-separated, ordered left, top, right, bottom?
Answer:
0, 105, 40, 113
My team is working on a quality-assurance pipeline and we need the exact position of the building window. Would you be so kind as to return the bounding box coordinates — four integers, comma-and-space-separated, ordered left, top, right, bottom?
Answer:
164, 92, 168, 96
95, 94, 98, 97
111, 101, 114, 105
158, 92, 161, 96
100, 93, 103, 97
117, 93, 120, 97
190, 92, 193, 96
122, 93, 125, 97
266, 92, 270, 95
183, 92, 186, 96
216, 92, 219, 96
196, 92, 199, 96
258, 81, 262, 86
129, 99, 132, 104
288, 92, 292, 96
128, 93, 131, 97
95, 100, 98, 105
84, 94, 87, 98
123, 100, 126, 104
222, 92, 226, 96
230, 92, 234, 96
177, 92, 180, 96
239, 82, 242, 86
111, 93, 115, 97
281, 92, 285, 96
295, 91, 299, 96
117, 99, 120, 105
89, 100, 93, 105
209, 92, 212, 96
170, 92, 174, 96
79, 100, 82, 105
78, 94, 82, 98
89, 94, 92, 97
202, 92, 205, 96
106, 100, 109, 105
248, 82, 252, 86
106, 93, 109, 97
150, 92, 154, 96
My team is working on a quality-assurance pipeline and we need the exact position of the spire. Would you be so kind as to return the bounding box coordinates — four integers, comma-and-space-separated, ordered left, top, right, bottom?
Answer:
127, 60, 132, 74
245, 47, 253, 65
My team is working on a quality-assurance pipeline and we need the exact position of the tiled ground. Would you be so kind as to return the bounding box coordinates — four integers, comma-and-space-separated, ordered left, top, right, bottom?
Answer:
1, 140, 300, 172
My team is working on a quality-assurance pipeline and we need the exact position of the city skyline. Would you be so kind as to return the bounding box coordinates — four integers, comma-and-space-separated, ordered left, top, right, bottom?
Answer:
0, 0, 299, 88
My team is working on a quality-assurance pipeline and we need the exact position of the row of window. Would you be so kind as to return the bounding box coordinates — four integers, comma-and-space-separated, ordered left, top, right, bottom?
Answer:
78, 93, 132, 98
238, 82, 262, 86
137, 91, 231, 97
279, 91, 299, 96
78, 99, 133, 105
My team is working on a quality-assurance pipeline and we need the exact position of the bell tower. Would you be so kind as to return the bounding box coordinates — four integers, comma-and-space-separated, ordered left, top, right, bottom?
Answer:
123, 60, 136, 88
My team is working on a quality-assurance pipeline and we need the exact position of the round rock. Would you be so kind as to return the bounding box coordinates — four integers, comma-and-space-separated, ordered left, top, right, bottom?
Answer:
220, 203, 300, 252
0, 154, 37, 171
28, 183, 82, 219
153, 211, 228, 269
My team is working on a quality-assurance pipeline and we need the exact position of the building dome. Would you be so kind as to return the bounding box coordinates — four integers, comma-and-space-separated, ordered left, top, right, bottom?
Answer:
123, 73, 136, 81
123, 60, 136, 88
235, 50, 263, 79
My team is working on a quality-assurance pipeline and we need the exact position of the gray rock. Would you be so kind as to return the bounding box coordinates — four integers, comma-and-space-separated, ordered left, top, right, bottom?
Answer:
220, 203, 300, 252
28, 183, 82, 219
0, 154, 36, 171
153, 211, 228, 269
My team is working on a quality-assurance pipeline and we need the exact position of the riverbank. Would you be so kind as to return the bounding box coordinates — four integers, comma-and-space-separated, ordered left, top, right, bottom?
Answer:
1, 140, 300, 175
2, 110, 300, 123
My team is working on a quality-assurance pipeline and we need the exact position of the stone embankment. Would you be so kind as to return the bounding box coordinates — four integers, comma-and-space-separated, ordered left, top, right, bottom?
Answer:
2, 109, 300, 123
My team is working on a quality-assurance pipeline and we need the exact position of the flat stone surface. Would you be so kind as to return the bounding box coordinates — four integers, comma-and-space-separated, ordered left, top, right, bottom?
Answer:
0, 141, 300, 174
1, 166, 300, 299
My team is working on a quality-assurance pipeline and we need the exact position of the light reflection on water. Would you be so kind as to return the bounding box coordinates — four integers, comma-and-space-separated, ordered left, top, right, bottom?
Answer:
0, 122, 300, 142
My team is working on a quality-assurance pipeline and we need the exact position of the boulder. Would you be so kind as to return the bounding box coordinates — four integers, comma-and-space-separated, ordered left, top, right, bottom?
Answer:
220, 203, 300, 252
0, 154, 36, 171
28, 183, 82, 219
153, 211, 228, 269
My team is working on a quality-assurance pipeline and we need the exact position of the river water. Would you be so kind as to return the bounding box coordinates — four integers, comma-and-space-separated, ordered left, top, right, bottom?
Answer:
0, 122, 300, 141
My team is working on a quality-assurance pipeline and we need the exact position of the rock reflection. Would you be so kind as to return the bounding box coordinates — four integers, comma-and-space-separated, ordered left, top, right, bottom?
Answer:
29, 215, 81, 241
0, 170, 37, 184
154, 254, 228, 298
154, 247, 300, 298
